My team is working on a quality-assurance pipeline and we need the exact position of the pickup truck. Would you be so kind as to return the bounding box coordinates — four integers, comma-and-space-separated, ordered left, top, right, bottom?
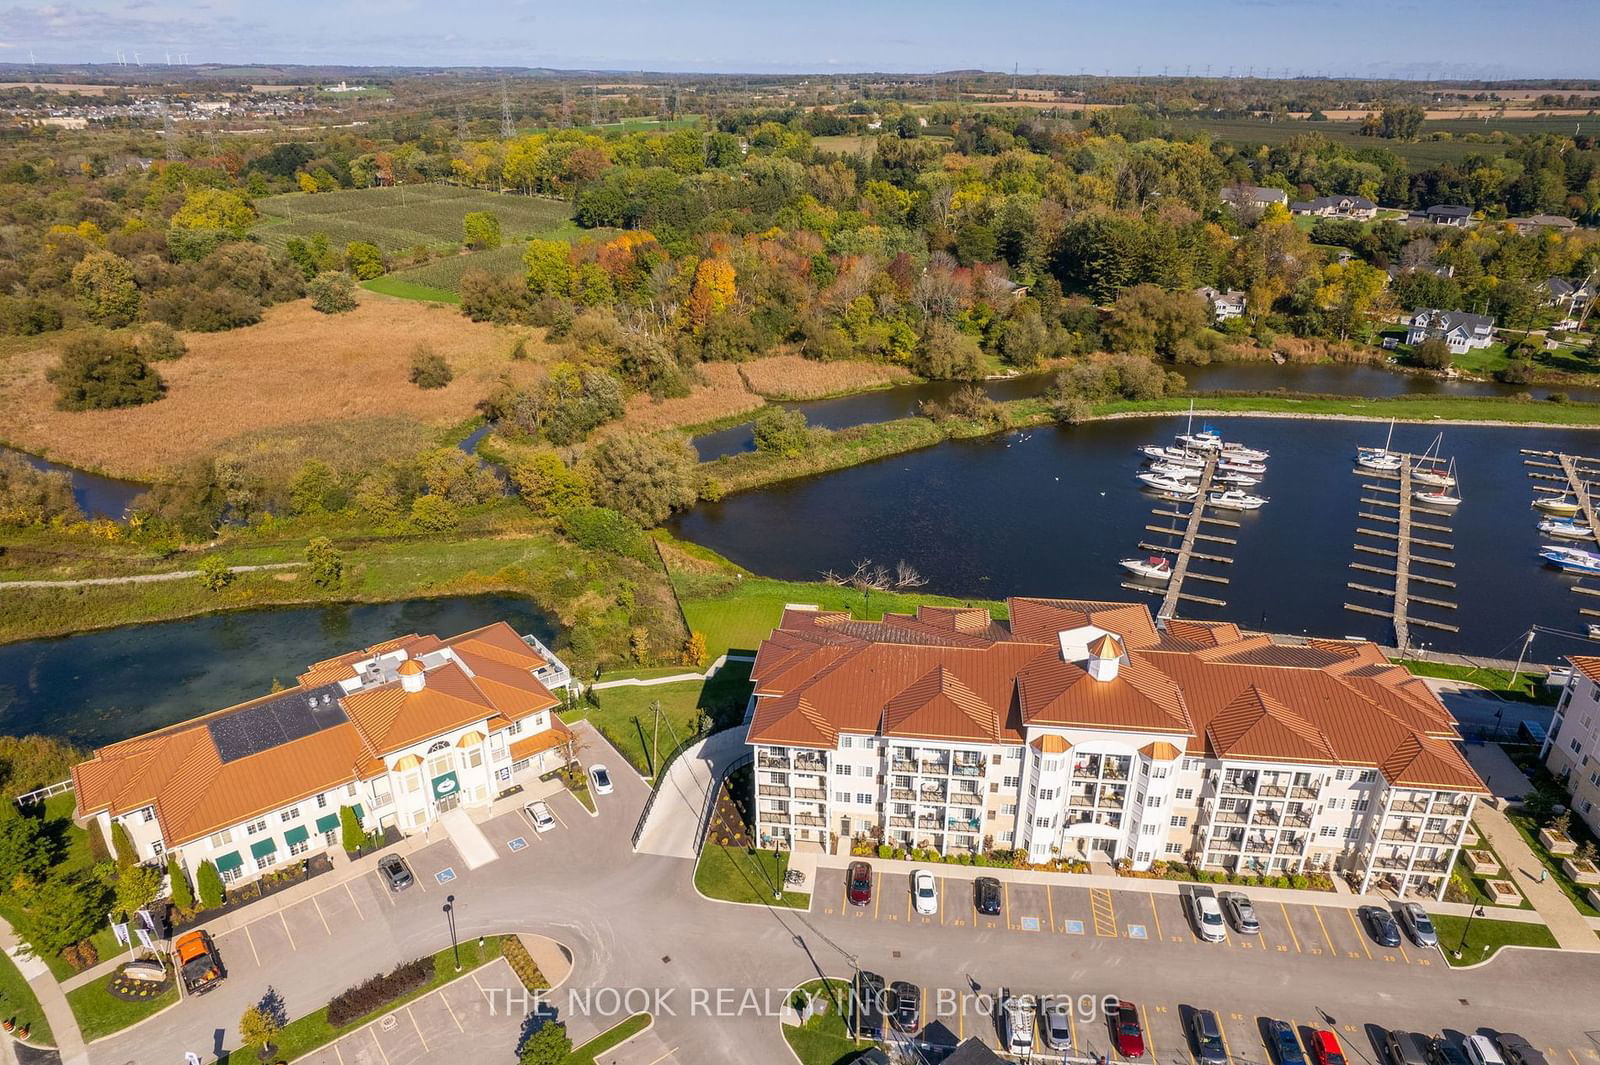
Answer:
174, 930, 224, 995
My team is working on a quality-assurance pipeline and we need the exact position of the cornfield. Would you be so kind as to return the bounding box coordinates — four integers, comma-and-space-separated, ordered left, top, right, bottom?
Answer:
253, 185, 577, 253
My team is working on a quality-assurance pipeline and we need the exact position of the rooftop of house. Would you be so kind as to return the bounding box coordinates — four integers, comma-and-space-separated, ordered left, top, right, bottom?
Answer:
73, 621, 560, 846
1426, 204, 1473, 218
1411, 308, 1495, 333
1290, 194, 1376, 211
746, 598, 1484, 792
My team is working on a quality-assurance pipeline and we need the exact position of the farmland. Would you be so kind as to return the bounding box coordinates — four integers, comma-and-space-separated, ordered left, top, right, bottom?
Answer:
376, 219, 621, 297
1161, 116, 1518, 169
252, 184, 577, 252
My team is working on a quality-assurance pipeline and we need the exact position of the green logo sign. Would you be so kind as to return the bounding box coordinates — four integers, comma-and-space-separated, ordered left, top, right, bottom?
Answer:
431, 771, 460, 801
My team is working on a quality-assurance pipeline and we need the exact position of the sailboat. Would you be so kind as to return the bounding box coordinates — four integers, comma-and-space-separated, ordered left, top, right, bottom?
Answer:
1356, 420, 1402, 471
1410, 434, 1456, 488
1533, 494, 1582, 517
1413, 458, 1462, 508
1175, 400, 1223, 450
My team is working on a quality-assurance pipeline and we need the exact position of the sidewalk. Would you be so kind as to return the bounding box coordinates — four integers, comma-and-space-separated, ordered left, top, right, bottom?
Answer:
1470, 801, 1600, 950
633, 729, 748, 859
591, 652, 754, 692
0, 915, 87, 1065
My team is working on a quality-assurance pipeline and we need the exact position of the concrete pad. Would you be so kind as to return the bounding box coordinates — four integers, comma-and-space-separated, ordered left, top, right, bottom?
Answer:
440, 808, 498, 870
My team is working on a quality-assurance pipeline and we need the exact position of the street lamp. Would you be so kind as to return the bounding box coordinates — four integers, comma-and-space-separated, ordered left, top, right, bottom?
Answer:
1454, 903, 1483, 958
443, 895, 461, 972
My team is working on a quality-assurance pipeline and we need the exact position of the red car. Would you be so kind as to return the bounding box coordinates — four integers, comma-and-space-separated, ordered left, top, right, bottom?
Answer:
1111, 999, 1145, 1059
1311, 1030, 1347, 1065
847, 861, 873, 906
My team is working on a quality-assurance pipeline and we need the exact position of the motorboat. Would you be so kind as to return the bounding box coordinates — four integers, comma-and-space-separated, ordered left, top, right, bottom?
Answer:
1120, 556, 1173, 582
1214, 471, 1262, 487
1139, 472, 1199, 493
1589, 623, 1600, 640
1138, 445, 1204, 465
1154, 487, 1199, 503
1539, 518, 1593, 540
1218, 458, 1267, 475
1534, 495, 1582, 517
1413, 459, 1461, 508
1221, 443, 1269, 462
1148, 461, 1202, 479
1208, 489, 1267, 510
1540, 545, 1600, 575
1176, 430, 1223, 450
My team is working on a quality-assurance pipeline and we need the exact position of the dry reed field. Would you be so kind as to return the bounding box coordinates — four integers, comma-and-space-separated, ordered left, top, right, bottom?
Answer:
736, 354, 913, 400
608, 363, 767, 434
0, 295, 549, 478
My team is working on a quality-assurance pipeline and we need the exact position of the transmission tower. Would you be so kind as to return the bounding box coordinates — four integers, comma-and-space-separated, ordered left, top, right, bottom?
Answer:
499, 78, 514, 138
161, 99, 180, 161
456, 103, 469, 142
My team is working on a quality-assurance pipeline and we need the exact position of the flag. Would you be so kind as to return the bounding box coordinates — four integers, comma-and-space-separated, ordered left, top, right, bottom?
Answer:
135, 926, 153, 950
110, 920, 130, 946
136, 908, 155, 931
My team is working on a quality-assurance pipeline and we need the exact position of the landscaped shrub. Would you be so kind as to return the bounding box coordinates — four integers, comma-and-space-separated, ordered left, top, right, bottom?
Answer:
196, 859, 224, 909
501, 936, 549, 991
326, 957, 433, 1027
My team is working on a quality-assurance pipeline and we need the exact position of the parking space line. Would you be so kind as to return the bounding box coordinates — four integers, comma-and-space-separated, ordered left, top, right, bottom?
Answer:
1147, 893, 1163, 941
841, 874, 850, 913
1004, 881, 1013, 930
407, 1005, 430, 1053
242, 924, 261, 966
906, 883, 912, 923
1280, 903, 1301, 952
1090, 888, 1117, 937
939, 878, 946, 925
280, 910, 298, 951
344, 880, 366, 921
873, 872, 883, 919
311, 894, 332, 936
1397, 941, 1411, 964
1344, 908, 1373, 960
1312, 906, 1338, 957
1140, 1003, 1158, 1061
1047, 885, 1057, 933
334, 1040, 347, 1065
369, 1026, 393, 1065
644, 1049, 679, 1065
438, 984, 465, 1031
1219, 1013, 1235, 1063
1256, 910, 1270, 951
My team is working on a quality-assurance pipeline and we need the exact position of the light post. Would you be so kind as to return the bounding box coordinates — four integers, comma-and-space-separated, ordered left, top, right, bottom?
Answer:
1453, 903, 1483, 959
443, 895, 461, 972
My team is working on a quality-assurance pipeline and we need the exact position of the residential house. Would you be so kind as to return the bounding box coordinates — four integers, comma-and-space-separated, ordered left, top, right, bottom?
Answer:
1289, 195, 1378, 220
746, 598, 1484, 900
1424, 205, 1473, 227
1543, 657, 1600, 840
1507, 214, 1578, 234
1195, 286, 1247, 322
1544, 277, 1594, 316
1221, 185, 1288, 211
1405, 309, 1496, 354
73, 622, 575, 890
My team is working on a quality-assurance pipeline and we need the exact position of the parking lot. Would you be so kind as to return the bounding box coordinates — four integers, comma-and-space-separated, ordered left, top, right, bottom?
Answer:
815, 867, 1445, 973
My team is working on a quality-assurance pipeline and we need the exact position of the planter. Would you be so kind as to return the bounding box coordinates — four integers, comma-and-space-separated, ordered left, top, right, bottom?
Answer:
1588, 886, 1600, 911
1539, 828, 1577, 855
1560, 857, 1600, 885
1460, 825, 1480, 847
1484, 878, 1523, 906
1464, 850, 1499, 875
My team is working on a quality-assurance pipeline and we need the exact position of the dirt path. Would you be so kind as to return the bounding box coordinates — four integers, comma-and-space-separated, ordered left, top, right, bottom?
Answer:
0, 562, 301, 590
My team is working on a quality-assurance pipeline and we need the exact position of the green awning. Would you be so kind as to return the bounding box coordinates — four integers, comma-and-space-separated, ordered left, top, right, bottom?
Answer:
315, 813, 340, 834
214, 851, 243, 873
249, 838, 277, 860
284, 825, 309, 847
352, 804, 365, 822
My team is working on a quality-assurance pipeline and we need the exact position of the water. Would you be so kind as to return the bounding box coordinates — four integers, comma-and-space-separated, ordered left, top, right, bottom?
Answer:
690, 363, 1600, 461
0, 595, 557, 747
670, 415, 1600, 661
2, 446, 148, 521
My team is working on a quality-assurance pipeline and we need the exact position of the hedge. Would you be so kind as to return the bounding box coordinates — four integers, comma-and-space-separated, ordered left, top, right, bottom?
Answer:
501, 935, 550, 991
326, 958, 432, 1027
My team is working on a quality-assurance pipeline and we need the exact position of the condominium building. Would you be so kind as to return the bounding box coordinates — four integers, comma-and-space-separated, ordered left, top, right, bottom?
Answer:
746, 598, 1485, 899
73, 622, 573, 889
1542, 656, 1600, 836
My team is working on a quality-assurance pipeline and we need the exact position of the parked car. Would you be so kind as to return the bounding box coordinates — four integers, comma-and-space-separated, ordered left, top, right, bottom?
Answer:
1386, 1031, 1433, 1065
1397, 902, 1438, 948
1360, 905, 1402, 948
1495, 1034, 1549, 1065
1110, 999, 1145, 1059
378, 853, 414, 892
1268, 1019, 1307, 1065
1040, 998, 1073, 1052
847, 861, 874, 906
852, 970, 886, 1040
589, 764, 613, 795
1000, 990, 1036, 1055
1186, 1008, 1228, 1065
524, 800, 556, 833
1431, 1040, 1470, 1065
1310, 1029, 1347, 1065
1189, 893, 1228, 942
912, 870, 938, 916
1221, 892, 1261, 934
1464, 1036, 1506, 1065
173, 930, 225, 996
975, 876, 1002, 916
889, 980, 921, 1033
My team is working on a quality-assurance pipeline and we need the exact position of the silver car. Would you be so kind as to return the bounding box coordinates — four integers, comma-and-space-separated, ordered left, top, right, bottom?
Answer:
1040, 998, 1073, 1051
1221, 892, 1261, 934
1397, 902, 1438, 947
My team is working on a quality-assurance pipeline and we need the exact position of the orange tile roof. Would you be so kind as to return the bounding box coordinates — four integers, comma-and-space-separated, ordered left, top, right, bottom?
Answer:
1032, 735, 1071, 754
1141, 741, 1182, 760
510, 719, 572, 762
745, 596, 1485, 793
1568, 656, 1600, 684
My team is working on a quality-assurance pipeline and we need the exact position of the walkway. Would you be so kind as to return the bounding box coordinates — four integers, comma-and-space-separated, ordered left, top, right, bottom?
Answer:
0, 563, 300, 590
632, 729, 748, 859
1463, 744, 1600, 951
590, 653, 753, 692
0, 917, 87, 1065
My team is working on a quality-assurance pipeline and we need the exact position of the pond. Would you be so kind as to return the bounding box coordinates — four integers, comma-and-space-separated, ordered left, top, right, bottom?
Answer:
2, 446, 149, 521
0, 594, 558, 748
672, 414, 1600, 661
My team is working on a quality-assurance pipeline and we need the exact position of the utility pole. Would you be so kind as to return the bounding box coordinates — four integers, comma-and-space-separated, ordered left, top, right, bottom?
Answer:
650, 699, 662, 776
499, 78, 513, 138
1509, 628, 1536, 691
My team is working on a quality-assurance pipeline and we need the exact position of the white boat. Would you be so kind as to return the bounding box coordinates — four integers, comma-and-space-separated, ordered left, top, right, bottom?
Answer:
1540, 545, 1600, 575
1139, 472, 1199, 493
1410, 433, 1456, 487
1221, 443, 1269, 462
1589, 623, 1600, 640
1533, 495, 1582, 516
1215, 471, 1261, 487
1208, 489, 1267, 510
1411, 467, 1457, 488
1148, 461, 1202, 479
1218, 458, 1267, 475
1138, 445, 1203, 465
1154, 487, 1199, 502
1120, 556, 1173, 581
1176, 402, 1223, 450
1414, 459, 1461, 508
1356, 419, 1400, 470
1539, 518, 1593, 540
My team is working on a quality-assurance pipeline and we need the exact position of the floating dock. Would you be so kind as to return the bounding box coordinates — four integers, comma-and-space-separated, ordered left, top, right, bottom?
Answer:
1121, 453, 1234, 616
1345, 457, 1460, 646
1522, 449, 1600, 620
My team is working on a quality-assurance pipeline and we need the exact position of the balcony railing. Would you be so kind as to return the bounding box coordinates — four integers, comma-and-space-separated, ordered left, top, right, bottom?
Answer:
1212, 810, 1249, 826
1412, 857, 1451, 873
1388, 800, 1429, 815
793, 814, 827, 828
890, 788, 915, 802
1257, 784, 1287, 798
1422, 832, 1458, 846
1290, 786, 1321, 800
1382, 827, 1419, 842
758, 753, 791, 769
758, 785, 788, 798
793, 755, 827, 772
794, 788, 827, 801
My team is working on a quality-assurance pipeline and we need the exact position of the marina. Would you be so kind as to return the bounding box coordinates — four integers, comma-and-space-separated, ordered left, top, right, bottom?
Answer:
1522, 448, 1600, 626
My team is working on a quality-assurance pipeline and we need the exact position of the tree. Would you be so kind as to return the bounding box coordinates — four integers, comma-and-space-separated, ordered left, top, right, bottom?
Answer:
288, 460, 343, 514
339, 805, 365, 854
305, 537, 343, 587
308, 271, 357, 314
47, 333, 165, 411
583, 432, 699, 527
687, 258, 736, 329
0, 735, 84, 798
751, 408, 809, 458
1378, 104, 1425, 141
10, 872, 108, 958
998, 306, 1049, 368
111, 820, 138, 868
71, 251, 139, 325
113, 863, 163, 919
409, 346, 454, 389
682, 631, 708, 668
1412, 337, 1453, 370
511, 451, 592, 516
519, 1021, 573, 1065
167, 855, 194, 910
410, 494, 460, 531
196, 859, 224, 909
463, 211, 502, 250
344, 241, 385, 280
914, 322, 982, 381
524, 240, 574, 297
0, 453, 81, 527
196, 555, 235, 592
135, 321, 187, 361
1107, 284, 1210, 359
0, 807, 53, 885
170, 188, 256, 236
239, 1004, 281, 1054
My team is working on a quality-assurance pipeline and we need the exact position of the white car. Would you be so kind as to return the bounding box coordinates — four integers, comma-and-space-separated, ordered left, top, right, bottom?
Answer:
1190, 893, 1228, 942
911, 870, 938, 916
525, 800, 556, 833
589, 764, 614, 795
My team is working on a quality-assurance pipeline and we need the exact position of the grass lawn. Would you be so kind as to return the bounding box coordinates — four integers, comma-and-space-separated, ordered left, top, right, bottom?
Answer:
213, 936, 504, 1062
1451, 844, 1531, 910
563, 661, 753, 777
0, 948, 53, 1045
66, 976, 178, 1042
1447, 341, 1513, 376
1429, 913, 1558, 966
694, 844, 810, 909
1395, 659, 1558, 705
361, 276, 461, 304
566, 1013, 652, 1064
782, 978, 872, 1065
1088, 392, 1600, 426
1506, 812, 1600, 917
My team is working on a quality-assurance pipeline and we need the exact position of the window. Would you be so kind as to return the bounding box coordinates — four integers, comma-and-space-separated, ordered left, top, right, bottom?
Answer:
1152, 766, 1168, 778
468, 748, 483, 769
834, 791, 850, 803
1003, 775, 1020, 788
992, 754, 1002, 765
1175, 788, 1194, 801
245, 819, 268, 836
1169, 815, 1188, 828
209, 830, 232, 848
140, 806, 156, 823
1589, 771, 1600, 789
1136, 850, 1152, 863
1034, 816, 1052, 828
840, 736, 853, 749
347, 783, 357, 797
1141, 823, 1159, 836
496, 767, 512, 782
1182, 759, 1200, 771
315, 794, 328, 810
151, 840, 164, 857
856, 793, 872, 805
1344, 826, 1361, 840
288, 836, 309, 857
1146, 795, 1164, 808
1039, 789, 1055, 801
1326, 798, 1341, 810
1135, 790, 1145, 805
1001, 803, 1017, 816
1359, 770, 1376, 783
280, 808, 301, 823
507, 720, 524, 736
1320, 825, 1338, 837
220, 865, 243, 885
256, 851, 278, 871
1218, 798, 1236, 812
1164, 843, 1184, 855
1353, 799, 1369, 813
834, 765, 851, 776
1572, 737, 1585, 755
998, 831, 1013, 844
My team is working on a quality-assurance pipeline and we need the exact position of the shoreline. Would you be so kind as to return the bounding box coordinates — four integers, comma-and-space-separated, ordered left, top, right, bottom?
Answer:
1090, 407, 1600, 431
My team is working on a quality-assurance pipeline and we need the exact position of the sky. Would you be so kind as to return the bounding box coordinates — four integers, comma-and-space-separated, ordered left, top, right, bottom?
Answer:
2, 0, 1599, 80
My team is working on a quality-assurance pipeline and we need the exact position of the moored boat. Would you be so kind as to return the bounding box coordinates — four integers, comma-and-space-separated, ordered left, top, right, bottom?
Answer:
1538, 518, 1593, 540
1540, 545, 1600, 575
1217, 458, 1267, 475
1120, 556, 1173, 581
1138, 472, 1200, 493
1214, 471, 1261, 487
1207, 489, 1267, 511
1534, 495, 1582, 516
1148, 461, 1202, 480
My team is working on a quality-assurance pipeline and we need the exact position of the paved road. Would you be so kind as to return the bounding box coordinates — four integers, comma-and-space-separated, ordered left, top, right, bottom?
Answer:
88, 727, 1600, 1065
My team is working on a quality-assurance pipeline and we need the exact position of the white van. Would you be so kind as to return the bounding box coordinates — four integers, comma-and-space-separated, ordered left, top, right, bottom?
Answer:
1465, 1036, 1507, 1065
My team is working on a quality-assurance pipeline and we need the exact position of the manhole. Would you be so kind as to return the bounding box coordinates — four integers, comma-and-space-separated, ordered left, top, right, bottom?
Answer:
892, 951, 902, 959
662, 955, 671, 964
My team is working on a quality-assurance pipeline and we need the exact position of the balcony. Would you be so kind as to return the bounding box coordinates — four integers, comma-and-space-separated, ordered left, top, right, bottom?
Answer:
1422, 832, 1458, 846
758, 752, 791, 770
1388, 800, 1429, 815
1099, 786, 1128, 807
952, 757, 984, 777
946, 816, 982, 833
794, 787, 827, 801
1101, 762, 1130, 781
889, 816, 914, 830
891, 787, 915, 802
1279, 833, 1308, 851
1283, 813, 1313, 829
1072, 757, 1102, 777
793, 754, 827, 772
1412, 856, 1451, 874
1251, 810, 1280, 826
758, 785, 789, 798
891, 758, 916, 773
918, 783, 949, 803
951, 785, 982, 803
916, 816, 943, 831
1245, 838, 1274, 854
793, 814, 827, 828
1435, 800, 1472, 817
1382, 826, 1419, 842
1212, 809, 1249, 826
918, 755, 951, 775
1257, 784, 1288, 798
1290, 786, 1321, 800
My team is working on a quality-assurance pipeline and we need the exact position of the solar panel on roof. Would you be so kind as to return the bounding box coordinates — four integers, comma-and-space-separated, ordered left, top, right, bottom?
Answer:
208, 682, 348, 763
